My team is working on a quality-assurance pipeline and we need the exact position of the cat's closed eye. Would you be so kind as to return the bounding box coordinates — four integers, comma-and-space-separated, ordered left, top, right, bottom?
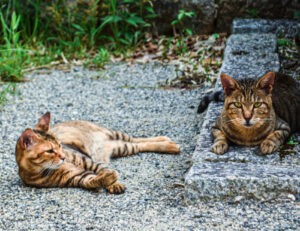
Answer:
46, 149, 55, 154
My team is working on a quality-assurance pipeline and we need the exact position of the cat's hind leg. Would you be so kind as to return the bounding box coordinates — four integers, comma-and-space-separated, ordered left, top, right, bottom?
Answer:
103, 140, 180, 159
108, 130, 172, 143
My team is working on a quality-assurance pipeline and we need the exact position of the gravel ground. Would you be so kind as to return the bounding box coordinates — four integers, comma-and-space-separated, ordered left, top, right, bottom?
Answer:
0, 62, 299, 230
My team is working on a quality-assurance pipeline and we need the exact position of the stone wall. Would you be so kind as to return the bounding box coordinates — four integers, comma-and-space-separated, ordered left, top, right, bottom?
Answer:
152, 0, 299, 34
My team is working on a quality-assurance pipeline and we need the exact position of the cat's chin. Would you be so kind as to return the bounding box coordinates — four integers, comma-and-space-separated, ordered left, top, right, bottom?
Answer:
243, 123, 254, 128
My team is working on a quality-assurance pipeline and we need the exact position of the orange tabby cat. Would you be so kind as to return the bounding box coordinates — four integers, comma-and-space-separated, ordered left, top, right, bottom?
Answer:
15, 112, 180, 194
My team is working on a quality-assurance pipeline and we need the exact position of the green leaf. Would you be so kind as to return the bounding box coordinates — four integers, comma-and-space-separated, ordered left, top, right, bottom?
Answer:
185, 11, 196, 18
178, 11, 185, 21
72, 23, 85, 33
145, 6, 155, 13
171, 19, 179, 25
119, 38, 130, 45
130, 16, 146, 24
125, 18, 138, 27
146, 13, 158, 19
122, 0, 135, 3
185, 28, 193, 36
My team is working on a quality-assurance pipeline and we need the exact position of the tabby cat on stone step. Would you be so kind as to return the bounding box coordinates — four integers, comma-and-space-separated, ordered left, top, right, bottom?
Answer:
15, 112, 180, 194
200, 72, 300, 155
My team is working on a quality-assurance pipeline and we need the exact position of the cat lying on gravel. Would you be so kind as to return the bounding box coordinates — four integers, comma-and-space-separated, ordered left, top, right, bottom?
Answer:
198, 72, 300, 155
15, 112, 180, 194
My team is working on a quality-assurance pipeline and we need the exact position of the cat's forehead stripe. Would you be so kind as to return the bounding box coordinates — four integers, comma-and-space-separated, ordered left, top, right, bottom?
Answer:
33, 129, 58, 142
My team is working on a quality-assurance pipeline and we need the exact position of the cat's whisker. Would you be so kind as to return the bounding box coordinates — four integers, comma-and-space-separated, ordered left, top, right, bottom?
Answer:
225, 118, 240, 124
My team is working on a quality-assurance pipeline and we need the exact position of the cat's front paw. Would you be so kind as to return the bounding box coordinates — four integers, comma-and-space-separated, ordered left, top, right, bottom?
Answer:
211, 140, 228, 155
106, 182, 126, 194
97, 169, 119, 188
260, 139, 279, 155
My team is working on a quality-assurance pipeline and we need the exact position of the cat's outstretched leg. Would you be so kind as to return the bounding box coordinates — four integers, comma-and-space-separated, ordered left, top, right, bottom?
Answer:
101, 140, 180, 159
108, 130, 171, 143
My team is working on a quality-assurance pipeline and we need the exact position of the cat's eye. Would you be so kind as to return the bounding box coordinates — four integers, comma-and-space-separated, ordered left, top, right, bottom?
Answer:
234, 102, 242, 108
46, 150, 55, 154
254, 102, 262, 108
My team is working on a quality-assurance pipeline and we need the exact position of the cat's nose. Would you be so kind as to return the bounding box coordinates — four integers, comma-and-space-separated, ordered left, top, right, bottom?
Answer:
59, 154, 65, 160
244, 117, 252, 126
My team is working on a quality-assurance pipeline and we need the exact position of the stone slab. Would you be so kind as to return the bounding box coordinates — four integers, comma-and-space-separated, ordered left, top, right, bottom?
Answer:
185, 162, 300, 201
233, 19, 300, 38
185, 30, 300, 203
215, 33, 279, 90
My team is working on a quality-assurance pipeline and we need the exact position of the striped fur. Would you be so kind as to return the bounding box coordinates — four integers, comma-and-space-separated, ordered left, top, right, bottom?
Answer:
211, 72, 300, 155
15, 113, 180, 193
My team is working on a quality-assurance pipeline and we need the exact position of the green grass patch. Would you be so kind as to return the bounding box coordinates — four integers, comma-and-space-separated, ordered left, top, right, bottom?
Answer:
0, 0, 158, 104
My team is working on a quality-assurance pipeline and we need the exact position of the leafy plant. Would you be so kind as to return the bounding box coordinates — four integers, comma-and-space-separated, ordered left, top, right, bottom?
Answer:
84, 47, 111, 69
287, 136, 299, 145
100, 0, 156, 49
171, 10, 196, 36
0, 11, 24, 81
277, 38, 292, 47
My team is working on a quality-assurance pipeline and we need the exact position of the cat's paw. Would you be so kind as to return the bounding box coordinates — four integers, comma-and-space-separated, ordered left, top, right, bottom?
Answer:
154, 136, 172, 142
260, 139, 279, 154
98, 169, 119, 188
211, 140, 228, 155
106, 182, 126, 194
165, 141, 181, 154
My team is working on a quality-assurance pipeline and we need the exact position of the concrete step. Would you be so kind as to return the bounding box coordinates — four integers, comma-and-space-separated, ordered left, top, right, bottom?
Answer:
185, 20, 300, 203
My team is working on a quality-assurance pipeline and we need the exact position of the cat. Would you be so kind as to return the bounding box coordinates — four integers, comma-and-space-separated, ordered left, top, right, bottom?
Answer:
198, 72, 300, 155
15, 112, 180, 194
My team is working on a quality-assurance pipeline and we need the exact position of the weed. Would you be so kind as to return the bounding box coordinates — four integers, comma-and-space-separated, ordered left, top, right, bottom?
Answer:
245, 9, 259, 18
0, 82, 17, 104
0, 11, 24, 81
287, 136, 299, 145
100, 0, 156, 49
84, 48, 111, 69
171, 10, 196, 36
277, 38, 292, 47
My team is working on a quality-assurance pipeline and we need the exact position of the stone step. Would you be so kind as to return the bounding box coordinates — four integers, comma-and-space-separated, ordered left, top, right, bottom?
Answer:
232, 19, 300, 38
185, 162, 300, 201
185, 22, 300, 203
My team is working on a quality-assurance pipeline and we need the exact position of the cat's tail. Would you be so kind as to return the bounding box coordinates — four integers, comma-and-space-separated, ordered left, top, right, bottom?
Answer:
197, 90, 224, 113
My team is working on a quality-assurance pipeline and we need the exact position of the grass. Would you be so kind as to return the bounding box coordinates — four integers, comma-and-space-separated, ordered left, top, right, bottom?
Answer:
0, 0, 158, 103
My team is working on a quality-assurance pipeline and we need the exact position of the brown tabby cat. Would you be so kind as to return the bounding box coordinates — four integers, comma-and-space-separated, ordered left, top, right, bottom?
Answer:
15, 112, 180, 194
211, 72, 300, 155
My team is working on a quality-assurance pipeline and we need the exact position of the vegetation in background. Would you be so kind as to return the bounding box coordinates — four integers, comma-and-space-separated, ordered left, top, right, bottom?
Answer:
277, 37, 299, 80
0, 1, 226, 103
0, 0, 157, 103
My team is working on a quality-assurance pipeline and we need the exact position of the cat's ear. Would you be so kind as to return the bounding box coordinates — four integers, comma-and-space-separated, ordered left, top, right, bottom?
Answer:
35, 112, 51, 132
20, 129, 37, 150
256, 72, 275, 95
220, 73, 240, 96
